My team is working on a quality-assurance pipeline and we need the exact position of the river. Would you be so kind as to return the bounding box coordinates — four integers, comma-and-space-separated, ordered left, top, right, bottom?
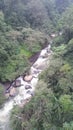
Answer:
0, 44, 52, 130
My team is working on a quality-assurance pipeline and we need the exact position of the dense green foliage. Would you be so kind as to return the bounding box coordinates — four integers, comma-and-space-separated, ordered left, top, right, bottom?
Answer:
0, 13, 30, 82
0, 0, 57, 33
1, 0, 72, 33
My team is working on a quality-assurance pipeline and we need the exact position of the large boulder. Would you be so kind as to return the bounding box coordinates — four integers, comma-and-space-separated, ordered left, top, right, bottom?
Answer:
9, 87, 16, 97
35, 63, 46, 70
15, 79, 21, 87
24, 75, 33, 82
5, 88, 10, 98
33, 62, 46, 70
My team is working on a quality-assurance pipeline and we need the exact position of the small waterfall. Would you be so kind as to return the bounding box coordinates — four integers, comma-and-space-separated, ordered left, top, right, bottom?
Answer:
0, 44, 52, 130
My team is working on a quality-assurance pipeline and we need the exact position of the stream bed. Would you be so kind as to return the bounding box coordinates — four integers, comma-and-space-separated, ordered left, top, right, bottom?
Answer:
0, 44, 52, 130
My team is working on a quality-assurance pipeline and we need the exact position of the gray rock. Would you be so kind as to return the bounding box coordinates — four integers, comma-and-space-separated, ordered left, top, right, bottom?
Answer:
25, 85, 32, 89
26, 90, 34, 96
15, 80, 21, 87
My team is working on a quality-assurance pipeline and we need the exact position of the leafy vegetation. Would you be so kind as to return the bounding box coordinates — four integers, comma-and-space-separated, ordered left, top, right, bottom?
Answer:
0, 11, 49, 82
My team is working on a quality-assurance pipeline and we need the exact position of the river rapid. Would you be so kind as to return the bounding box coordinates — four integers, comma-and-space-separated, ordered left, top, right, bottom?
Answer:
0, 44, 52, 130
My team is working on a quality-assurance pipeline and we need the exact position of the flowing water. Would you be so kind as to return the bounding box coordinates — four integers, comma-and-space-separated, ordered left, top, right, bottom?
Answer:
0, 44, 52, 130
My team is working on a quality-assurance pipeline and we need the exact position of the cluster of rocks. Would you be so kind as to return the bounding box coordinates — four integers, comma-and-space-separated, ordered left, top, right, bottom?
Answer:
5, 74, 33, 99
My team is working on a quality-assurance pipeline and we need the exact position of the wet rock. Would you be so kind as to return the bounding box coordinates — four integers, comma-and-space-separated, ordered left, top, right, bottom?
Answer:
40, 52, 48, 58
33, 64, 38, 68
33, 70, 38, 74
36, 64, 46, 70
9, 87, 16, 97
42, 53, 48, 58
25, 85, 32, 89
26, 90, 34, 96
15, 79, 21, 87
32, 69, 40, 74
24, 75, 33, 82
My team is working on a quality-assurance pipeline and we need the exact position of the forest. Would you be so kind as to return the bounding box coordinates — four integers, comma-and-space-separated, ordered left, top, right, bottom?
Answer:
0, 0, 73, 130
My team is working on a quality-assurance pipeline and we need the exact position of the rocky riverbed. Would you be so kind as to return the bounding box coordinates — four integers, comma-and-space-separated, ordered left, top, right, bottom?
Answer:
5, 45, 52, 103
0, 44, 52, 130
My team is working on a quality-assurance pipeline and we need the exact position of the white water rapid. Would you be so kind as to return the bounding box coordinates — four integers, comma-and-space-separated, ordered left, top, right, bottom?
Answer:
0, 44, 52, 130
